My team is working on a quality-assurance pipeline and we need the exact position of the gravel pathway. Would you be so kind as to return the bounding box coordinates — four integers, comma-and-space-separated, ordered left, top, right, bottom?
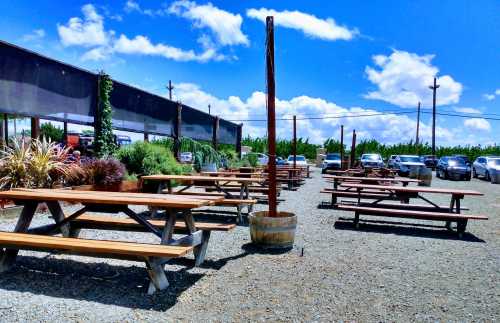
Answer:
0, 168, 498, 322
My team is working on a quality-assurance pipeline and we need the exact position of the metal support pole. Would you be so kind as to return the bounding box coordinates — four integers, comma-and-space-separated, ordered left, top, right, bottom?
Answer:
3, 114, 8, 146
340, 125, 344, 170
415, 102, 421, 146
266, 16, 277, 217
212, 116, 219, 150
173, 102, 182, 161
30, 117, 40, 140
63, 121, 68, 144
236, 123, 243, 159
144, 132, 149, 142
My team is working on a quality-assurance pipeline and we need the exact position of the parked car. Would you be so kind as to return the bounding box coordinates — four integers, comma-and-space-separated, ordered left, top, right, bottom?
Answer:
472, 156, 500, 181
360, 153, 384, 168
180, 152, 193, 163
287, 155, 308, 166
453, 155, 471, 166
387, 155, 398, 168
256, 153, 269, 165
114, 134, 131, 147
276, 157, 287, 165
321, 153, 342, 174
436, 156, 471, 180
423, 155, 438, 168
393, 155, 425, 176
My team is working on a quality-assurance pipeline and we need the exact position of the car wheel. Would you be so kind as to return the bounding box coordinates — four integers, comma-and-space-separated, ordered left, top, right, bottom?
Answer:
443, 170, 449, 180
321, 169, 326, 174
472, 168, 478, 178
436, 169, 441, 178
465, 174, 471, 181
485, 170, 490, 181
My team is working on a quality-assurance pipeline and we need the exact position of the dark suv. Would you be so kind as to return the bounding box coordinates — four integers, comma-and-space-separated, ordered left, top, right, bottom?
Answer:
423, 155, 438, 168
436, 156, 471, 181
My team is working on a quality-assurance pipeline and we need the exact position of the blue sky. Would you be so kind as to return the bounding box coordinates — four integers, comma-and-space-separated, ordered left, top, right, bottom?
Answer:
1, 0, 499, 145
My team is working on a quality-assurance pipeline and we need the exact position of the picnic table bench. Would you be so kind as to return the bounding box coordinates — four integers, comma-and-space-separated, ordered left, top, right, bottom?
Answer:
335, 183, 487, 237
321, 176, 422, 205
0, 188, 228, 294
141, 175, 265, 222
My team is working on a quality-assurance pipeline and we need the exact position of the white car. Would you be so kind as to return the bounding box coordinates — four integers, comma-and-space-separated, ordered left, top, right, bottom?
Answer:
393, 155, 425, 176
360, 153, 384, 168
472, 156, 500, 182
256, 153, 269, 165
287, 155, 308, 166
180, 152, 193, 163
322, 153, 342, 174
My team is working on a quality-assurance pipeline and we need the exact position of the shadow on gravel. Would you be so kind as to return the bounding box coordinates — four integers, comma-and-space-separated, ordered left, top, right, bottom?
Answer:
0, 255, 204, 311
241, 242, 293, 254
334, 219, 485, 242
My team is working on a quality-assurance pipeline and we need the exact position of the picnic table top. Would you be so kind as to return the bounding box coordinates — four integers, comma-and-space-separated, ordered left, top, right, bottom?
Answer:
324, 175, 421, 183
201, 171, 263, 176
141, 174, 264, 183
0, 188, 215, 208
340, 183, 483, 196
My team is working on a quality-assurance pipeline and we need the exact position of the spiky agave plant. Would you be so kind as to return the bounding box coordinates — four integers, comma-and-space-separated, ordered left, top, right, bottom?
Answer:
29, 138, 74, 188
0, 138, 31, 189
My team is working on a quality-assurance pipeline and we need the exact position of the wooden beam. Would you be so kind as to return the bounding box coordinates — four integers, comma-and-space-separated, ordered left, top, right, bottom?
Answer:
266, 16, 277, 217
236, 123, 243, 158
173, 102, 182, 161
30, 117, 40, 140
212, 116, 219, 150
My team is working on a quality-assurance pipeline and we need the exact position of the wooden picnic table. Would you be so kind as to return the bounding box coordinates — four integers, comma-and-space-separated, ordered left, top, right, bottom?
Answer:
201, 171, 263, 177
0, 188, 219, 294
141, 175, 265, 199
337, 183, 485, 235
325, 175, 421, 188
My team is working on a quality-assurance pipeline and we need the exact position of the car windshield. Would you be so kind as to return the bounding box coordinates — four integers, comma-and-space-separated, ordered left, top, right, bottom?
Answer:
400, 156, 421, 163
448, 158, 466, 166
362, 154, 381, 161
326, 154, 340, 160
288, 156, 306, 161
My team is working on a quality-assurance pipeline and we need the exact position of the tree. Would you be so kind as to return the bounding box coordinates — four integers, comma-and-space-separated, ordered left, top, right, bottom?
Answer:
94, 71, 116, 157
40, 123, 64, 142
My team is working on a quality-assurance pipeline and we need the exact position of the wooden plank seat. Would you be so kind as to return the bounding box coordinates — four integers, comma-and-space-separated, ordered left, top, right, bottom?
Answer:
345, 201, 470, 212
335, 204, 487, 237
0, 231, 193, 293
320, 189, 400, 205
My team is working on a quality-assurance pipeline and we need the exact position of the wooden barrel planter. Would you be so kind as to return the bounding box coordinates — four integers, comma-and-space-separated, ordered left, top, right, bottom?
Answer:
249, 211, 297, 249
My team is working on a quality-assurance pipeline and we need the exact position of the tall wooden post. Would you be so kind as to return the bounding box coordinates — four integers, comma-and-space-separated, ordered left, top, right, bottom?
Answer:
350, 129, 356, 169
167, 80, 174, 100
293, 115, 297, 169
30, 117, 40, 140
266, 16, 277, 217
415, 101, 421, 152
212, 116, 219, 150
144, 132, 149, 142
173, 102, 182, 161
429, 77, 440, 155
236, 123, 242, 158
340, 125, 344, 170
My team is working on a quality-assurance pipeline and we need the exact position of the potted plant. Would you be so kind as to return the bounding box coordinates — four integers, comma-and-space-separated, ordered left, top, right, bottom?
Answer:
181, 138, 221, 172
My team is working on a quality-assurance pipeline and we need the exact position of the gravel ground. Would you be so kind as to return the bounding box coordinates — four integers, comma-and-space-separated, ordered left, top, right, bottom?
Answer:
0, 167, 498, 322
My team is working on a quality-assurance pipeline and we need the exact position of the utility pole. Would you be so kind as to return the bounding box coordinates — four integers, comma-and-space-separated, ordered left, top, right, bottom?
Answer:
350, 129, 356, 169
266, 16, 277, 217
167, 80, 174, 100
429, 77, 440, 155
415, 101, 421, 147
340, 125, 344, 170
208, 104, 211, 115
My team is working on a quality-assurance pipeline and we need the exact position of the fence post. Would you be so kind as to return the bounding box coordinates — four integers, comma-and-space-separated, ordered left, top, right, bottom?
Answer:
173, 102, 182, 161
212, 116, 219, 150
236, 123, 242, 158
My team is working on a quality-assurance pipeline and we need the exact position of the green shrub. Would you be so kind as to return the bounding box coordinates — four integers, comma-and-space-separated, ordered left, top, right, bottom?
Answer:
40, 123, 64, 142
115, 141, 183, 176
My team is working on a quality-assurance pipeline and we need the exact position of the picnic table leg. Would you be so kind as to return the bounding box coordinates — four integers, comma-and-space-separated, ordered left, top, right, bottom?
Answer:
146, 257, 170, 295
445, 196, 456, 230
245, 184, 253, 213
456, 219, 468, 238
46, 201, 71, 238
354, 211, 360, 229
0, 201, 38, 272
182, 210, 209, 266
161, 209, 176, 244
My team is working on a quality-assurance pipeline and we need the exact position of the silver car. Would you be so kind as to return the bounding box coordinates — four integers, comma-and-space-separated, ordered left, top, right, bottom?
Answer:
393, 155, 426, 176
472, 156, 500, 181
360, 153, 384, 168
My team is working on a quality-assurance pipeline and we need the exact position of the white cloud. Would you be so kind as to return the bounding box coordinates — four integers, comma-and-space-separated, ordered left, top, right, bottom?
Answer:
169, 1, 249, 46
464, 118, 491, 132
124, 0, 165, 17
453, 107, 481, 114
58, 4, 228, 62
57, 4, 111, 47
21, 29, 46, 42
483, 94, 495, 101
365, 50, 463, 108
246, 8, 357, 41
173, 82, 457, 145
112, 34, 225, 62
495, 89, 500, 95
